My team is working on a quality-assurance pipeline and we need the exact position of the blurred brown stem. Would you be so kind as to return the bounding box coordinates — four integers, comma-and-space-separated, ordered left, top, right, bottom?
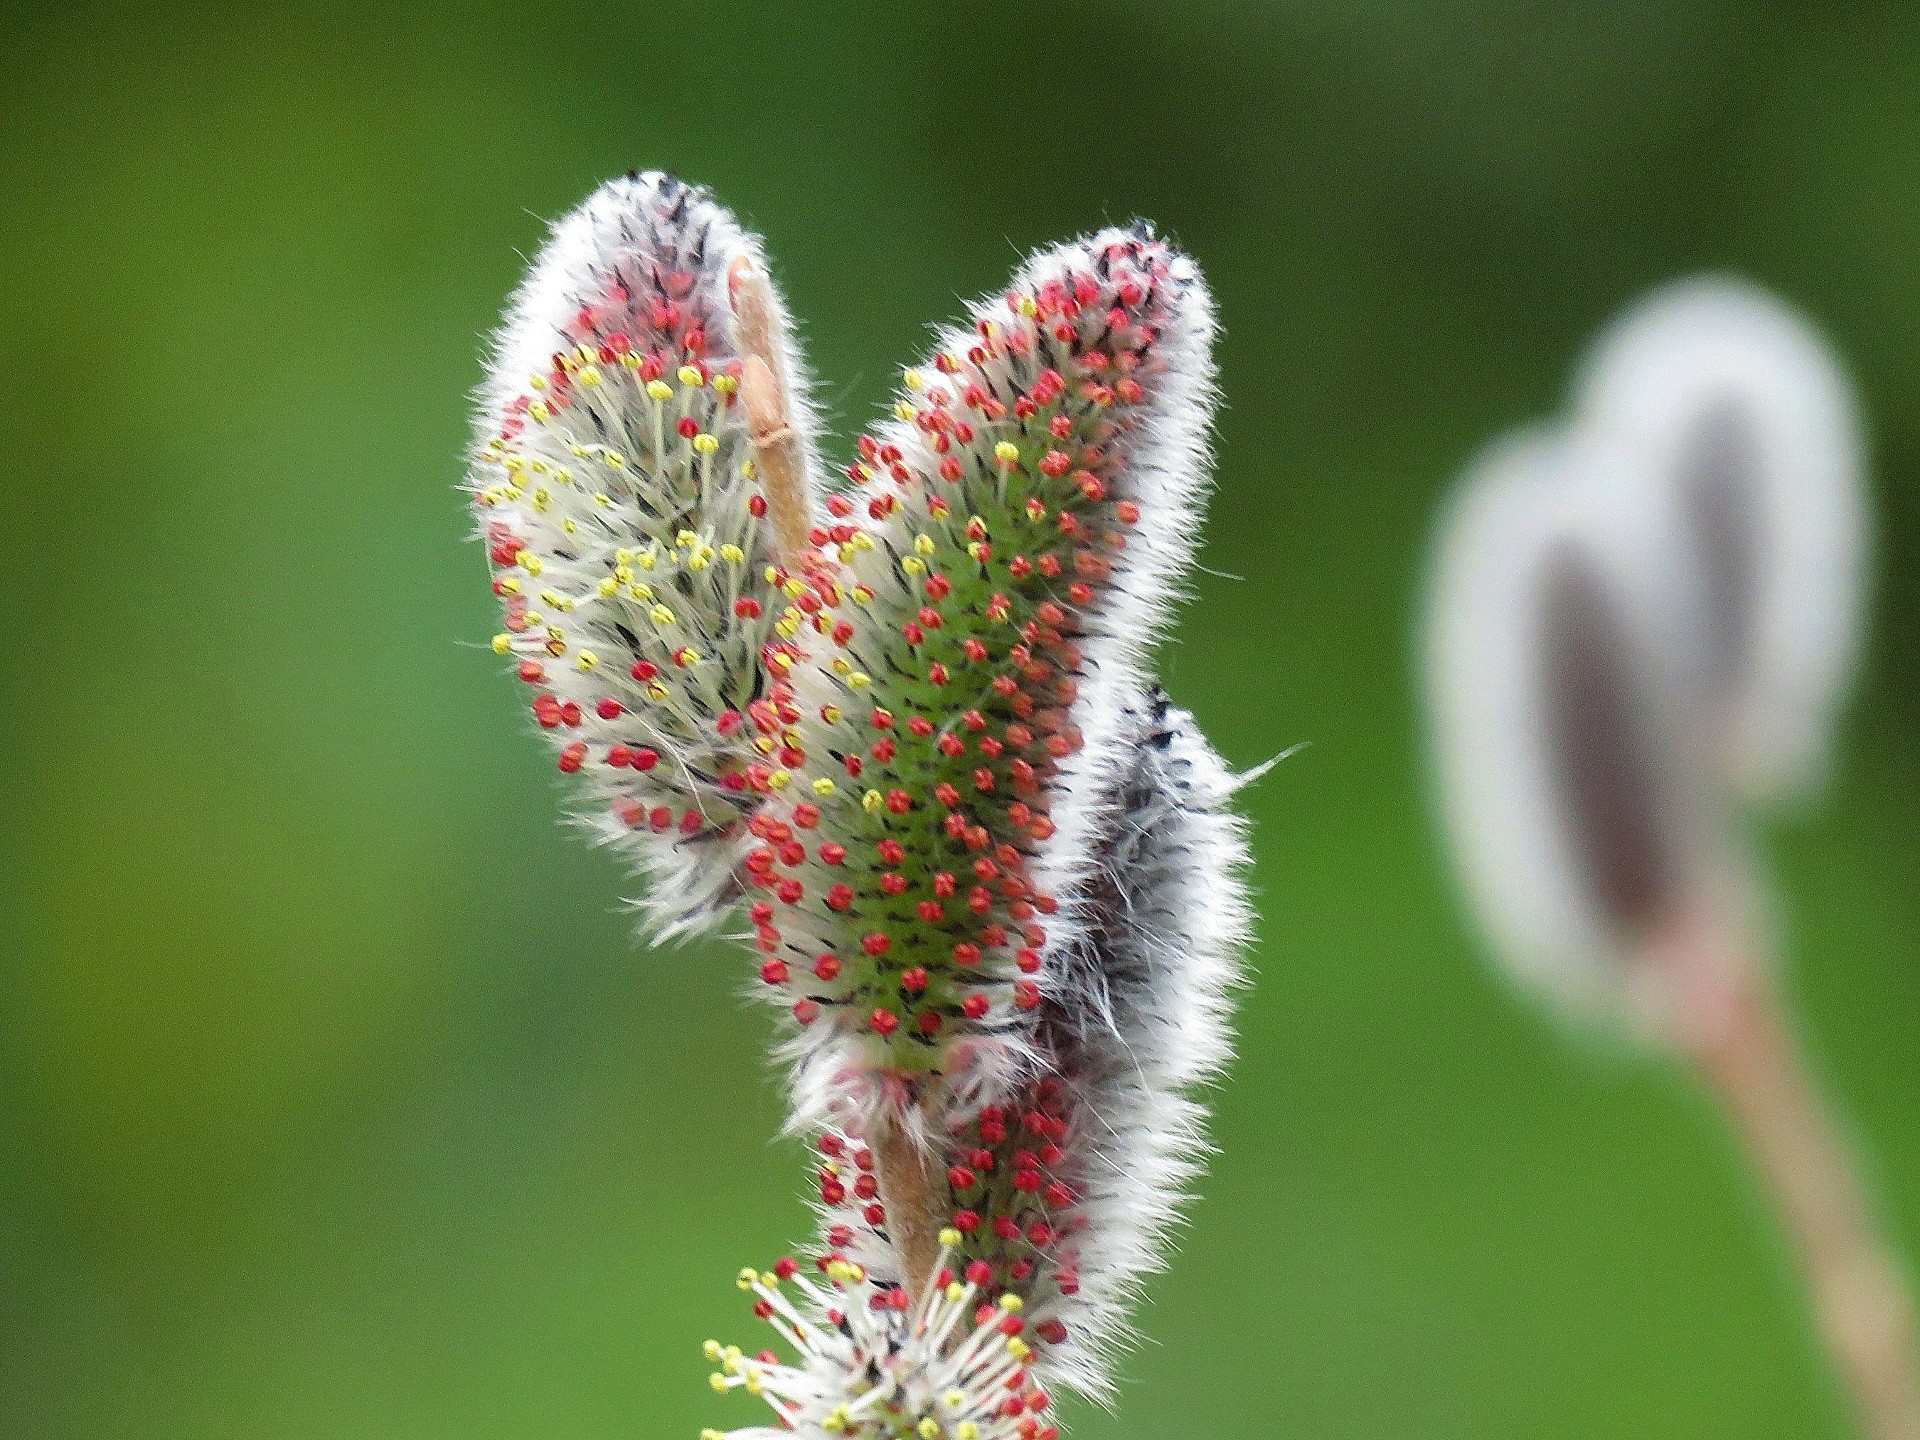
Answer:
1656, 914, 1920, 1440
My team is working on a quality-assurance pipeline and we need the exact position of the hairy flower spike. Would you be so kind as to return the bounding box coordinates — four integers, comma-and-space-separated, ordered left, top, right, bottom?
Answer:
470, 171, 822, 934
779, 691, 1254, 1410
1572, 276, 1868, 804
1424, 426, 1714, 1018
747, 227, 1219, 1140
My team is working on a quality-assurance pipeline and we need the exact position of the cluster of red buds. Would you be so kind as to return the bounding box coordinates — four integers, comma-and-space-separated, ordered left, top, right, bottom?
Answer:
468, 173, 1255, 1437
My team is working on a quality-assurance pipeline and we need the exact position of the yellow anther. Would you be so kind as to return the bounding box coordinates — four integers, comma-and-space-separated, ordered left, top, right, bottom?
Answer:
720, 543, 745, 564
938, 1227, 962, 1248
592, 492, 613, 507
894, 400, 916, 421
942, 1390, 966, 1409
491, 634, 512, 655
628, 584, 653, 601
693, 433, 719, 454
712, 373, 738, 395
597, 576, 618, 598
852, 584, 875, 603
863, 789, 884, 813
578, 365, 602, 386
914, 534, 936, 557
743, 1371, 762, 1396
646, 681, 670, 701
821, 704, 842, 724
1006, 1337, 1031, 1361
576, 650, 599, 672
768, 769, 791, 790
1018, 294, 1038, 317
847, 672, 871, 689
528, 402, 550, 423
994, 441, 1019, 463
702, 1340, 723, 1361
650, 604, 676, 625
946, 1281, 966, 1302
902, 557, 926, 576
540, 589, 562, 607
603, 451, 626, 469
519, 554, 543, 576
524, 611, 545, 627
676, 530, 698, 549
561, 518, 578, 535
811, 777, 836, 798
957, 1424, 980, 1440
639, 551, 658, 570
621, 352, 642, 370
918, 1420, 941, 1438
783, 579, 807, 599
647, 379, 673, 401
741, 458, 758, 479
737, 1267, 758, 1290
998, 1294, 1024, 1312
678, 364, 704, 387
708, 1374, 729, 1394
532, 487, 551, 512
967, 542, 987, 561
904, 367, 925, 390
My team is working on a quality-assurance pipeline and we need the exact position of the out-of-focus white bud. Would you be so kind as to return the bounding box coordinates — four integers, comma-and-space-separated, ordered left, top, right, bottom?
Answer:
1574, 277, 1868, 804
1423, 427, 1717, 1020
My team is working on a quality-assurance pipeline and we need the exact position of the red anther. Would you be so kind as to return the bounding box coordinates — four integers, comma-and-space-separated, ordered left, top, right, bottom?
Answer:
886, 790, 912, 815
606, 745, 634, 768
1045, 1182, 1074, 1208
826, 884, 855, 911
760, 960, 789, 985
1016, 948, 1042, 973
853, 1174, 879, 1201
902, 622, 925, 646
793, 999, 820, 1025
994, 1216, 1021, 1241
631, 747, 659, 771
776, 879, 803, 904
938, 733, 966, 758
949, 1165, 977, 1190
630, 660, 658, 681
907, 716, 935, 738
934, 783, 962, 808
932, 872, 958, 898
973, 768, 995, 792
878, 839, 905, 865
748, 494, 768, 518
1067, 581, 1094, 605
925, 574, 953, 600
819, 842, 847, 866
869, 1008, 899, 1037
862, 933, 892, 958
792, 803, 821, 829
1013, 980, 1041, 1010
916, 900, 945, 922
881, 873, 909, 897
965, 1260, 993, 1285
843, 755, 863, 779
676, 416, 700, 440
872, 738, 897, 763
596, 697, 626, 720
917, 1010, 943, 1036
557, 742, 586, 773
963, 638, 988, 662
1039, 450, 1072, 478
559, 701, 582, 727
813, 954, 841, 980
819, 1134, 845, 1157
962, 993, 990, 1019
733, 597, 762, 619
518, 660, 546, 684
901, 968, 929, 994
930, 664, 951, 687
1036, 1319, 1068, 1345
953, 942, 981, 967
751, 901, 774, 925
774, 1256, 800, 1281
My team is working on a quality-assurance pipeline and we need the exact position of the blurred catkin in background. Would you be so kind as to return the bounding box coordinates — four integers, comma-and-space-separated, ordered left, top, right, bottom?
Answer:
2, 3, 1917, 1440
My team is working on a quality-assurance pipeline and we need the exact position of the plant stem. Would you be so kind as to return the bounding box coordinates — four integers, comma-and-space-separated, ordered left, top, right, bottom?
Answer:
1655, 912, 1920, 1440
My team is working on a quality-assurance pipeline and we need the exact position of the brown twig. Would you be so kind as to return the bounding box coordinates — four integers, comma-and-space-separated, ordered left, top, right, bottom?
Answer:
868, 1117, 945, 1305
1649, 911, 1920, 1440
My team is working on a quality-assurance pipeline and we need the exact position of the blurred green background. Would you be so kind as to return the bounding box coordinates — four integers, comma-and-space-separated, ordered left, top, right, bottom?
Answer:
3, 2, 1916, 1436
